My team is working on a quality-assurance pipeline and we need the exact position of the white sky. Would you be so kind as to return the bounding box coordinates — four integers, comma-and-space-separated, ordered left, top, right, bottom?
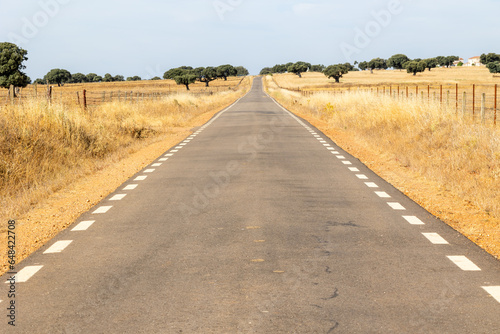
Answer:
1, 0, 499, 79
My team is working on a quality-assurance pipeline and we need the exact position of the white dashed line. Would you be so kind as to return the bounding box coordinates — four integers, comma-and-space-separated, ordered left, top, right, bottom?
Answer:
349, 167, 360, 172
336, 156, 345, 159
171, 150, 179, 153
422, 233, 449, 245
144, 169, 155, 173
93, 206, 112, 214
365, 182, 379, 188
165, 154, 174, 157
323, 144, 331, 147
179, 143, 187, 146
43, 240, 73, 254
134, 176, 147, 181
403, 216, 425, 225
375, 191, 391, 198
388, 202, 406, 210
447, 256, 481, 271
110, 194, 127, 201
72, 220, 95, 231
327, 147, 335, 150
482, 286, 500, 304
6, 266, 43, 283
159, 158, 168, 162
314, 135, 321, 138
152, 163, 162, 167
356, 174, 369, 180
175, 146, 183, 149
123, 184, 138, 190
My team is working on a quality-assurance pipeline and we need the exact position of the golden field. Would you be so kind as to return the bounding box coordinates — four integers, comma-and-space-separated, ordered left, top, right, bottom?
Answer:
264, 74, 500, 258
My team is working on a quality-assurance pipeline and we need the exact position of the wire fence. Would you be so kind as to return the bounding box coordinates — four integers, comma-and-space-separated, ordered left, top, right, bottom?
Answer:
0, 77, 246, 108
273, 77, 498, 125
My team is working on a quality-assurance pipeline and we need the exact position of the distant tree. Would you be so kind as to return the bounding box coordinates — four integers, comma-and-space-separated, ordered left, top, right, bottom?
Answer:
175, 74, 197, 90
113, 75, 125, 82
486, 61, 500, 73
272, 64, 288, 74
103, 73, 114, 82
368, 58, 388, 73
93, 75, 103, 82
193, 67, 218, 87
235, 66, 249, 76
342, 62, 355, 71
405, 60, 427, 76
436, 56, 459, 68
260, 67, 273, 75
0, 42, 31, 94
457, 62, 464, 67
86, 73, 98, 82
70, 73, 87, 83
33, 78, 45, 85
358, 61, 368, 71
387, 54, 410, 70
287, 61, 311, 78
150, 76, 161, 80
44, 68, 71, 86
323, 64, 349, 83
424, 58, 438, 71
126, 76, 141, 81
310, 64, 326, 72
164, 67, 192, 80
216, 64, 237, 80
480, 53, 500, 65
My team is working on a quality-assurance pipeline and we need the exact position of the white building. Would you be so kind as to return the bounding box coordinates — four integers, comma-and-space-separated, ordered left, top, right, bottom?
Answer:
466, 56, 483, 66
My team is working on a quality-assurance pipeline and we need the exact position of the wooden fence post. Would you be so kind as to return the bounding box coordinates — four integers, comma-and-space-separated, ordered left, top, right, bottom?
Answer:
83, 89, 87, 110
472, 84, 476, 117
495, 84, 497, 125
456, 83, 458, 113
76, 91, 80, 105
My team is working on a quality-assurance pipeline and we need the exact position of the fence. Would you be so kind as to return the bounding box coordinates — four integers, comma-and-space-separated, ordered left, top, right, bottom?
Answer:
273, 78, 498, 125
0, 77, 246, 108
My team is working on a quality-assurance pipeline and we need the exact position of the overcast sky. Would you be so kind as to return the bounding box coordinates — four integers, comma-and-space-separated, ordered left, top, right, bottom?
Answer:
1, 0, 499, 79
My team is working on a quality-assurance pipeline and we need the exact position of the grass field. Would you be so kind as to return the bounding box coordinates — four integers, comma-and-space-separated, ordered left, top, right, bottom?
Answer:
265, 73, 500, 258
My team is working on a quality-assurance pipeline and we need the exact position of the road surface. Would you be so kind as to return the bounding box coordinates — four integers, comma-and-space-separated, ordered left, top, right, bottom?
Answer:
1, 78, 499, 333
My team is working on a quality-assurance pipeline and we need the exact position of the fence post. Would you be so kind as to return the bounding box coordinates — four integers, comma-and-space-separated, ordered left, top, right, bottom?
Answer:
428, 85, 430, 102
462, 92, 466, 118
47, 86, 52, 104
447, 90, 450, 109
456, 83, 458, 113
83, 89, 87, 110
481, 93, 486, 124
440, 85, 443, 104
421, 91, 424, 103
76, 91, 80, 105
102, 91, 106, 103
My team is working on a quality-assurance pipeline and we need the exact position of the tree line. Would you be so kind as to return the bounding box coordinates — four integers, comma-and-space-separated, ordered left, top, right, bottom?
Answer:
163, 65, 249, 90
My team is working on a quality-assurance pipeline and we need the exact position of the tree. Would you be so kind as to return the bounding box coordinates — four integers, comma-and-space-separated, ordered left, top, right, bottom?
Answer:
150, 76, 161, 80
368, 58, 387, 71
310, 64, 326, 72
44, 69, 72, 86
216, 64, 237, 80
387, 54, 410, 70
271, 64, 288, 74
480, 53, 500, 65
114, 75, 125, 82
436, 56, 459, 67
175, 74, 197, 90
287, 61, 311, 78
405, 60, 427, 76
235, 66, 249, 76
0, 42, 31, 94
86, 73, 98, 82
423, 58, 438, 71
323, 64, 348, 83
486, 61, 500, 73
70, 73, 88, 83
358, 61, 368, 71
164, 67, 192, 80
193, 67, 218, 87
126, 76, 141, 81
260, 67, 273, 75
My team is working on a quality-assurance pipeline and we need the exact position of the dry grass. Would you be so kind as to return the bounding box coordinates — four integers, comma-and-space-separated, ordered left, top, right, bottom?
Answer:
273, 66, 500, 90
0, 77, 252, 230
265, 75, 500, 258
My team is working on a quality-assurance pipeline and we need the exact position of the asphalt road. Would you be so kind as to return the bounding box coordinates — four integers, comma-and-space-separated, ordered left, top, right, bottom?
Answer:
1, 78, 499, 333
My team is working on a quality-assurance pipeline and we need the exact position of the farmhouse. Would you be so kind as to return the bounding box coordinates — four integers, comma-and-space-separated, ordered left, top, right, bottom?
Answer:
466, 56, 483, 66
